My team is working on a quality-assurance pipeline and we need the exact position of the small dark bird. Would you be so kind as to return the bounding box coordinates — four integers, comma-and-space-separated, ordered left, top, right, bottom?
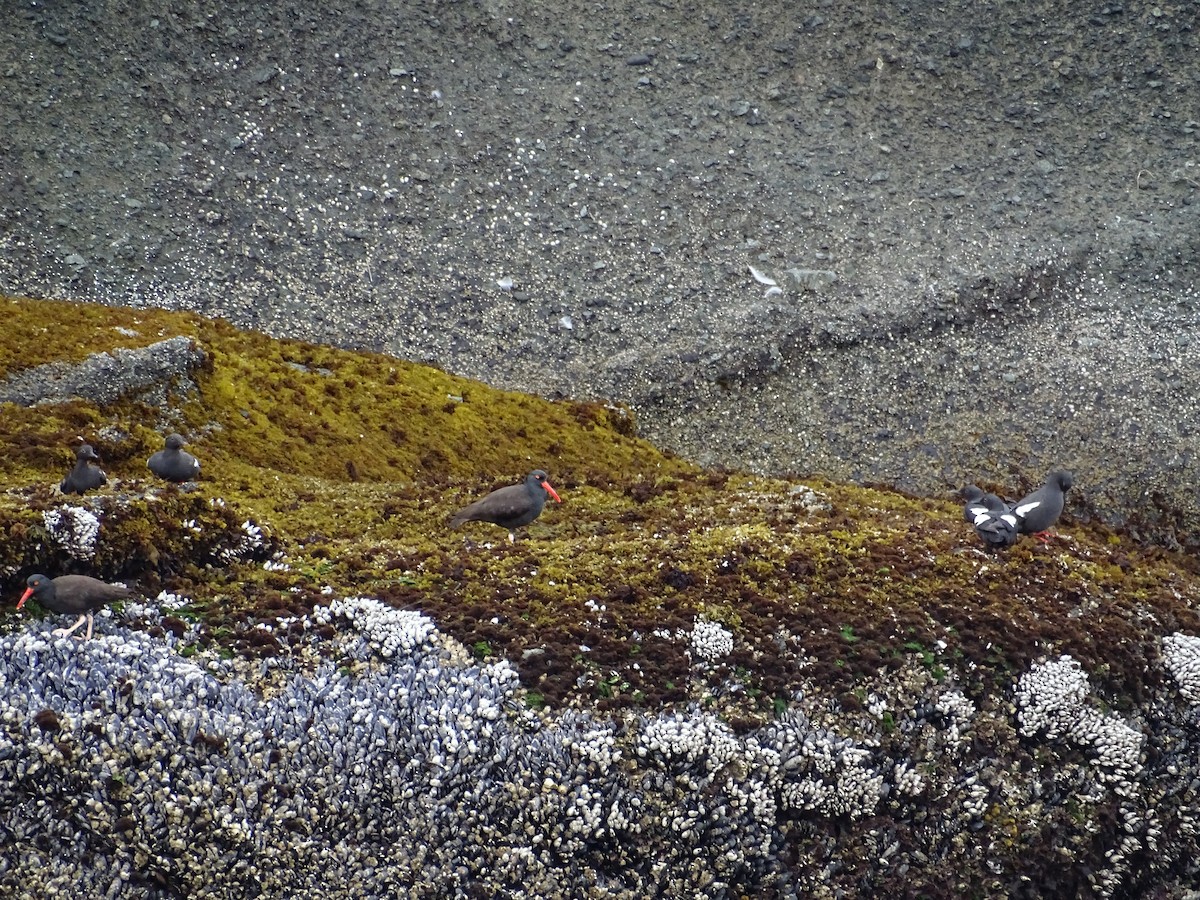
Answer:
17, 573, 134, 641
450, 470, 562, 542
961, 484, 1019, 548
60, 444, 107, 495
147, 433, 201, 482
1013, 469, 1074, 541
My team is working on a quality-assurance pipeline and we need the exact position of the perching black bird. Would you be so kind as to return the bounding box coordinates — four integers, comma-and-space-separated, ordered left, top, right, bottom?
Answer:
450, 470, 562, 542
961, 484, 1019, 548
60, 444, 107, 495
1013, 469, 1074, 541
147, 433, 201, 482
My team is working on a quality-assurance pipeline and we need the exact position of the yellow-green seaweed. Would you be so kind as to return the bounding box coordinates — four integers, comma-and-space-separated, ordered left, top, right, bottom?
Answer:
1, 294, 1198, 723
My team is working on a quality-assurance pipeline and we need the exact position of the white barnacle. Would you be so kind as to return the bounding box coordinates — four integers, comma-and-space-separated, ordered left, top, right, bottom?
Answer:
893, 760, 925, 797
324, 596, 437, 660
689, 618, 733, 663
1016, 655, 1144, 787
216, 518, 270, 563
1015, 655, 1089, 739
935, 689, 977, 748
1162, 633, 1200, 703
638, 713, 742, 771
43, 506, 101, 559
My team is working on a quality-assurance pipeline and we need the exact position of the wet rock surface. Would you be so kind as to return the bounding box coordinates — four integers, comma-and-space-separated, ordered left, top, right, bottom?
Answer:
1, 0, 1198, 540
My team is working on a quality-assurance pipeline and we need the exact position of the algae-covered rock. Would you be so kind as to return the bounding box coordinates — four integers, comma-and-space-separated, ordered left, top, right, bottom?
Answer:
2, 295, 1200, 898
0, 336, 205, 407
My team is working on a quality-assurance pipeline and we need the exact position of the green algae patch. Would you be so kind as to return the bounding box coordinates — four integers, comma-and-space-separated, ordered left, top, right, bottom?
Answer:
189, 326, 670, 487
0, 296, 205, 381
2, 293, 1200, 726
0, 294, 680, 490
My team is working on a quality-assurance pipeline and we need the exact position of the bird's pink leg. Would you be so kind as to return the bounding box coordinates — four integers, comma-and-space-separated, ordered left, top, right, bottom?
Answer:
84, 613, 94, 641
52, 615, 88, 638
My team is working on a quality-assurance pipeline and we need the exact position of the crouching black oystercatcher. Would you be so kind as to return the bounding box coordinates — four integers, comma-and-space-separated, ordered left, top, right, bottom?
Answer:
147, 433, 201, 483
60, 444, 107, 495
17, 574, 134, 641
450, 470, 562, 542
961, 484, 1019, 548
1013, 469, 1074, 542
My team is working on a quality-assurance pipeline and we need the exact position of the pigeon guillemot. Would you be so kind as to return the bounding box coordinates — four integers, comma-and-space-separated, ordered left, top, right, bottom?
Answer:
60, 444, 107, 495
17, 573, 134, 641
147, 433, 201, 483
450, 470, 562, 542
1013, 469, 1074, 541
961, 484, 1019, 548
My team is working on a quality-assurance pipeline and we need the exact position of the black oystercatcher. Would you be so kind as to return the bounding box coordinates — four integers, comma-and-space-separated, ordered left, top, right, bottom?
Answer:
450, 470, 562, 542
60, 444, 107, 495
961, 484, 1019, 548
1013, 469, 1074, 541
17, 573, 134, 641
147, 433, 201, 482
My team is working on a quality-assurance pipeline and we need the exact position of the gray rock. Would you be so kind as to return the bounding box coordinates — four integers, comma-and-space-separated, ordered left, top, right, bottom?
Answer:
0, 336, 206, 407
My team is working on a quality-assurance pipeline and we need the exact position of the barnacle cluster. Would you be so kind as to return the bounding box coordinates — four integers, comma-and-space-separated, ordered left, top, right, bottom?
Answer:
314, 595, 437, 658
689, 617, 734, 663
1162, 632, 1200, 703
43, 505, 101, 559
1016, 655, 1143, 789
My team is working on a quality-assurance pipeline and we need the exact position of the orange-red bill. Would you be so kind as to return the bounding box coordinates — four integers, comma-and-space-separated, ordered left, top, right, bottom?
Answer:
17, 587, 33, 610
542, 482, 562, 503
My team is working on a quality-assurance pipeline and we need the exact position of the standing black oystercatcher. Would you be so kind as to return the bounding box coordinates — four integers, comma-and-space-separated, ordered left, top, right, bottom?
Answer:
1013, 469, 1074, 541
147, 433, 201, 483
961, 484, 1019, 548
17, 574, 134, 641
450, 470, 562, 542
60, 444, 107, 495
